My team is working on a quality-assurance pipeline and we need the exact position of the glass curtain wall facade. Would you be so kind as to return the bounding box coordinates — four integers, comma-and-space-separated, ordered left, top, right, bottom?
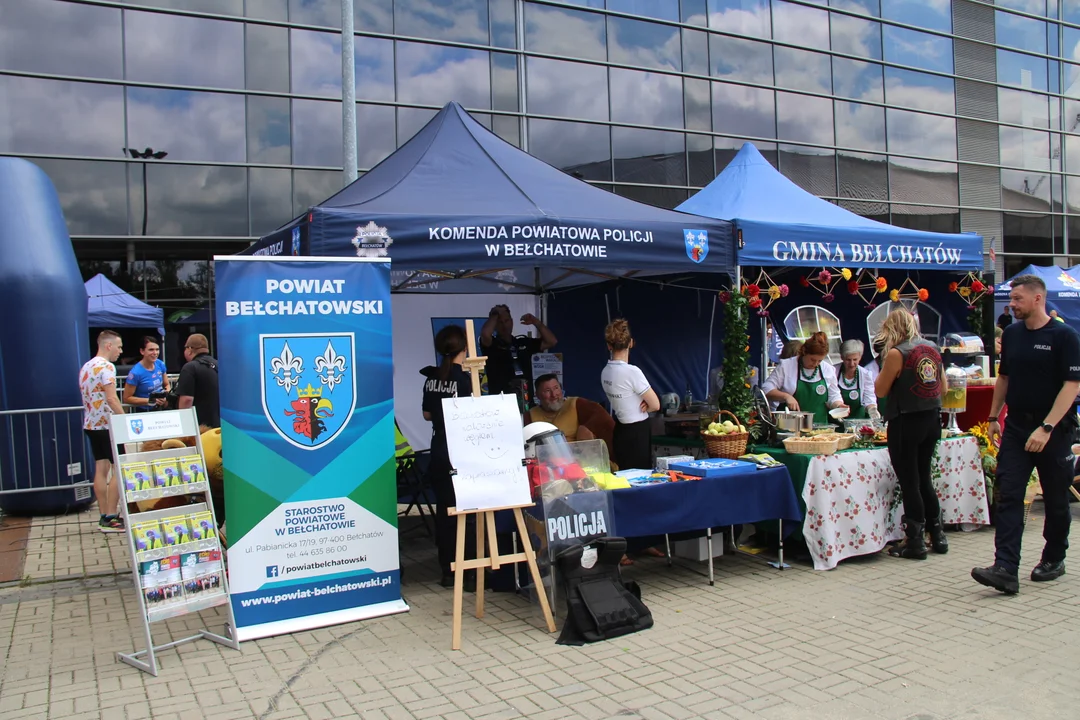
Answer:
2, 0, 1080, 308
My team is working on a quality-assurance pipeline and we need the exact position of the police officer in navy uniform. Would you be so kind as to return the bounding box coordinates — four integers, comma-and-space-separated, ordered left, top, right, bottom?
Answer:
480, 304, 557, 411
972, 274, 1080, 595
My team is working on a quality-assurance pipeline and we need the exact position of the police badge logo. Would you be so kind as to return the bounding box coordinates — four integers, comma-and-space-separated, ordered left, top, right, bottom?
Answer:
130, 418, 144, 435
260, 333, 356, 450
684, 229, 708, 264
352, 221, 393, 258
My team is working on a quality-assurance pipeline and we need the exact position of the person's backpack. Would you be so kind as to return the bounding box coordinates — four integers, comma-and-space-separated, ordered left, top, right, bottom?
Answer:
167, 355, 217, 409
554, 537, 652, 645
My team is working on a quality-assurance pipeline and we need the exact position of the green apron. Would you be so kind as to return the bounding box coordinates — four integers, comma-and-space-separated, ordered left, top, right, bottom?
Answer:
793, 365, 830, 425
838, 371, 867, 419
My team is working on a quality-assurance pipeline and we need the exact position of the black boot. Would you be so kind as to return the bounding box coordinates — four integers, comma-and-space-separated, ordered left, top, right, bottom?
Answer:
926, 511, 949, 554
888, 517, 927, 560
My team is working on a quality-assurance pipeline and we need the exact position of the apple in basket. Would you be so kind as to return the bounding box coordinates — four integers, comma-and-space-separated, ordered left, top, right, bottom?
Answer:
705, 420, 746, 436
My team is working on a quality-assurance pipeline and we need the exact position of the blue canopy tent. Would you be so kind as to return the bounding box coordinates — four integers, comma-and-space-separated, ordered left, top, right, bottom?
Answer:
85, 273, 164, 335
994, 265, 1080, 334
242, 102, 735, 291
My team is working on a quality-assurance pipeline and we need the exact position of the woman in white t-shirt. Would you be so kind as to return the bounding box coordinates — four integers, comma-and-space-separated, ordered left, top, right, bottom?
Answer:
601, 319, 660, 470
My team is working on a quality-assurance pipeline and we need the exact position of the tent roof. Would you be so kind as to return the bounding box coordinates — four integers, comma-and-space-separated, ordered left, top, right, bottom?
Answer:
84, 274, 164, 330
243, 102, 735, 290
994, 264, 1080, 333
677, 143, 983, 271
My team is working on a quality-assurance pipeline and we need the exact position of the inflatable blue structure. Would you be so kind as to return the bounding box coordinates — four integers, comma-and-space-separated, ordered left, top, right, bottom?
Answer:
0, 158, 95, 515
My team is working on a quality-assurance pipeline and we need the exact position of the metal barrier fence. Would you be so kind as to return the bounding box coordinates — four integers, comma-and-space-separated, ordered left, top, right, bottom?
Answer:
0, 406, 94, 503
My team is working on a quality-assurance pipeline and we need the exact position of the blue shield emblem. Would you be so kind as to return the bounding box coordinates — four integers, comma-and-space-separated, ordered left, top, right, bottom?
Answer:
684, 229, 709, 264
130, 419, 144, 435
290, 227, 301, 256
260, 333, 356, 450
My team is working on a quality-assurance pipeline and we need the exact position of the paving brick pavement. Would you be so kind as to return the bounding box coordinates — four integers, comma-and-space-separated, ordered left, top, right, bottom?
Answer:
1, 503, 1079, 719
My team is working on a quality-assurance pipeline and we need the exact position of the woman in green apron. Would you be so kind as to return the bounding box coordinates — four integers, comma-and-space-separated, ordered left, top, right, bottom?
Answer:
835, 340, 879, 421
762, 331, 847, 425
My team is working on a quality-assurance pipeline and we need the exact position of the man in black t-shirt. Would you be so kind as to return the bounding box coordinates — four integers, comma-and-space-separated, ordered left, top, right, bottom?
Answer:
997, 306, 1012, 330
972, 275, 1080, 595
177, 333, 220, 428
480, 304, 557, 410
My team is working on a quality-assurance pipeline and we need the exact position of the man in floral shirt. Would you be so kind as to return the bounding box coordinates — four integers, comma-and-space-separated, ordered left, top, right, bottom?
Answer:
80, 330, 126, 533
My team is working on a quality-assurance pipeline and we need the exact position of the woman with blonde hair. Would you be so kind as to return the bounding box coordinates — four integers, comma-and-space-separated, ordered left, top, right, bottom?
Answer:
601, 319, 660, 470
874, 309, 947, 559
762, 331, 846, 425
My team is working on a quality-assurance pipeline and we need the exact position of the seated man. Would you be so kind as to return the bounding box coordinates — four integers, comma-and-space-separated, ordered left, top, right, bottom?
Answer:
526, 374, 616, 466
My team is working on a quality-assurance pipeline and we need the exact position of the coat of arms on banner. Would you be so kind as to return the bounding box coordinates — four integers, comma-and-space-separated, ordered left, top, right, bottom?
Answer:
352, 222, 393, 258
684, 229, 708, 264
260, 333, 356, 450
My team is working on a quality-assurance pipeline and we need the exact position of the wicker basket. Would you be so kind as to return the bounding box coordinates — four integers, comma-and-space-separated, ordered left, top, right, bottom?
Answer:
820, 433, 855, 450
700, 409, 749, 459
783, 436, 840, 456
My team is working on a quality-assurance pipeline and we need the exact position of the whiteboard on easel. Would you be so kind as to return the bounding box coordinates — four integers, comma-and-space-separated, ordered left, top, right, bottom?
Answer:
442, 393, 531, 511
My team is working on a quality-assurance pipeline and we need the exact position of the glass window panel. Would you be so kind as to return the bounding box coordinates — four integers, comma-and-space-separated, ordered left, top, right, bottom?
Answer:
0, 0, 122, 79
291, 29, 342, 98
839, 198, 888, 220
249, 168, 293, 237
1000, 126, 1051, 171
490, 0, 517, 49
1003, 213, 1052, 257
688, 134, 714, 186
607, 0, 680, 22
710, 36, 773, 85
125, 0, 243, 13
685, 78, 712, 132
712, 84, 775, 139
998, 49, 1049, 92
832, 57, 883, 102
891, 205, 960, 234
527, 58, 609, 121
31, 159, 128, 235
830, 0, 879, 15
397, 43, 491, 109
558, 0, 605, 8
886, 109, 956, 160
525, 4, 606, 63
772, 1, 829, 51
394, 0, 488, 44
610, 69, 683, 127
355, 37, 395, 102
835, 100, 886, 152
996, 0, 1047, 15
492, 53, 519, 113
289, 0, 341, 28
356, 103, 396, 170
779, 146, 836, 197
716, 139, 778, 171
882, 26, 952, 74
397, 107, 439, 145
888, 158, 958, 205
996, 10, 1047, 53
607, 16, 680, 71
881, 0, 950, 32
293, 169, 343, 217
707, 0, 771, 40
612, 128, 686, 186
998, 88, 1051, 129
838, 151, 888, 202
682, 0, 708, 26
1067, 28, 1080, 70
1001, 168, 1052, 211
492, 115, 520, 147
830, 13, 882, 60
1050, 59, 1060, 95
528, 119, 611, 181
135, 164, 248, 236
613, 185, 688, 209
248, 0, 288, 21
682, 29, 709, 76
1066, 135, 1080, 178
125, 11, 244, 89
246, 24, 290, 93
292, 99, 342, 167
247, 96, 292, 164
774, 48, 831, 94
0, 76, 124, 157
884, 68, 954, 114
777, 92, 833, 145
356, 0, 394, 34
127, 88, 246, 164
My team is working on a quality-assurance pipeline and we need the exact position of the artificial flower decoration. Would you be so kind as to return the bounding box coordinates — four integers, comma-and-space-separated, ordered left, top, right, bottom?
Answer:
744, 283, 761, 297
749, 296, 762, 308
959, 286, 971, 298
840, 268, 853, 281
948, 281, 959, 293
971, 279, 985, 293
951, 272, 993, 308
779, 284, 789, 297
818, 269, 832, 285
799, 276, 810, 288
742, 270, 787, 313
851, 270, 887, 307
757, 308, 769, 317
847, 280, 859, 295
876, 276, 888, 292
889, 289, 900, 302
768, 285, 782, 300
918, 288, 930, 302
719, 290, 731, 303
822, 293, 835, 303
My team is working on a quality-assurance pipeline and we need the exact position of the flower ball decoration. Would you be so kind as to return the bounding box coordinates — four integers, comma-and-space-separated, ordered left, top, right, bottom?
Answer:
893, 276, 930, 305
851, 270, 889, 308
739, 269, 788, 316
950, 272, 993, 309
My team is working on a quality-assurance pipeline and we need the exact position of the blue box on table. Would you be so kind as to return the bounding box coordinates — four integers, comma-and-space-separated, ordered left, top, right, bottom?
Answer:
668, 458, 757, 478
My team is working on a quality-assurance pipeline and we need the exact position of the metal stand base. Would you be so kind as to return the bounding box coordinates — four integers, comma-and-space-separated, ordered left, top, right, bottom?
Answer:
117, 626, 239, 677
944, 409, 963, 437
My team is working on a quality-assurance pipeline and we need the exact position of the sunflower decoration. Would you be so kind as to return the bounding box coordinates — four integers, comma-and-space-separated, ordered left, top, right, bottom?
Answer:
850, 270, 888, 308
951, 272, 993, 310
740, 269, 788, 316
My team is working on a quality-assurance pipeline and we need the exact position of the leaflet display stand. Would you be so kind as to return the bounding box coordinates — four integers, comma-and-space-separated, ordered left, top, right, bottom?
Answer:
108, 408, 239, 676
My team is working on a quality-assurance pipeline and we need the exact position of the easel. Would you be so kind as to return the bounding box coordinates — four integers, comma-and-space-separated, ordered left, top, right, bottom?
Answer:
447, 320, 556, 650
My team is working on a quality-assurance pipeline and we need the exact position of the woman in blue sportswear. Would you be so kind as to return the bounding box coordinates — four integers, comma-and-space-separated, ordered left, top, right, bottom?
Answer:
124, 336, 170, 409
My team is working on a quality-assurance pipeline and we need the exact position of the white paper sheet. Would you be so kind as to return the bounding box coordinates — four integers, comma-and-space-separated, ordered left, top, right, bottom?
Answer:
442, 394, 531, 512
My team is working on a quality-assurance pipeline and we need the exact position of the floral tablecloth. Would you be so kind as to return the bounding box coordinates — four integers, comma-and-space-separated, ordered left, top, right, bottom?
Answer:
802, 436, 989, 570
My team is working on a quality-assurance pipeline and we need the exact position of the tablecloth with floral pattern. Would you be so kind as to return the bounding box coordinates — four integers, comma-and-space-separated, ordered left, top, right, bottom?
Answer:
802, 436, 989, 570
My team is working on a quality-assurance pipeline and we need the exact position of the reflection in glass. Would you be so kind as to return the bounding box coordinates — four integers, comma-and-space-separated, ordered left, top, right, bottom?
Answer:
707, 0, 770, 40
682, 0, 708, 25
355, 37, 394, 102
608, 15, 680, 72
492, 115, 520, 148
777, 93, 833, 146
710, 35, 773, 85
1001, 169, 1051, 211
610, 69, 682, 127
0, 0, 123, 79
685, 79, 712, 132
881, 0, 951, 32
525, 3, 606, 63
246, 24, 290, 93
490, 0, 517, 48
291, 29, 342, 98
127, 88, 246, 164
356, 0, 394, 34
139, 164, 248, 236
779, 145, 836, 197
528, 119, 611, 181
0, 76, 124, 157
608, 0, 680, 22
250, 168, 293, 236
835, 101, 885, 152
998, 88, 1050, 129
884, 68, 954, 114
289, 0, 341, 28
832, 57, 883, 102
997, 49, 1049, 92
882, 26, 952, 74
886, 109, 956, 160
356, 104, 396, 170
829, 13, 881, 59
492, 53, 519, 113
1002, 212, 1052, 257
613, 185, 687, 210
527, 58, 609, 122
397, 107, 439, 146
1000, 127, 1050, 171
838, 152, 887, 204
31, 159, 128, 236
888, 157, 958, 205
891, 205, 959, 234
713, 84, 775, 139
612, 128, 686, 187
995, 10, 1046, 53
247, 96, 291, 164
247, 0, 287, 21
397, 42, 491, 109
292, 99, 342, 167
682, 29, 709, 76
830, 0, 879, 15
774, 48, 831, 94
125, 11, 244, 89
688, 134, 714, 187
716, 139, 777, 172
294, 169, 343, 217
772, 1, 829, 51
395, 0, 489, 44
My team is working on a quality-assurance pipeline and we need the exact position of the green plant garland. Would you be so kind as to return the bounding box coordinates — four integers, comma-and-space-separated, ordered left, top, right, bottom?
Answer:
718, 290, 753, 426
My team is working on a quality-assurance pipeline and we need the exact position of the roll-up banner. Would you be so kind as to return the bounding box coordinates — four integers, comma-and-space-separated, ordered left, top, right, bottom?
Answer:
214, 256, 406, 641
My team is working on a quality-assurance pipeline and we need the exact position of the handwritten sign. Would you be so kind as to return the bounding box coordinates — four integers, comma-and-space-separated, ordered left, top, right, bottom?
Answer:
442, 394, 531, 511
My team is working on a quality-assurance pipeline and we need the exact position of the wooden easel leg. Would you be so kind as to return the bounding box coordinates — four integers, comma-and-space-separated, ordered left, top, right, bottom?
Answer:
474, 511, 486, 618
452, 513, 467, 651
512, 508, 557, 633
